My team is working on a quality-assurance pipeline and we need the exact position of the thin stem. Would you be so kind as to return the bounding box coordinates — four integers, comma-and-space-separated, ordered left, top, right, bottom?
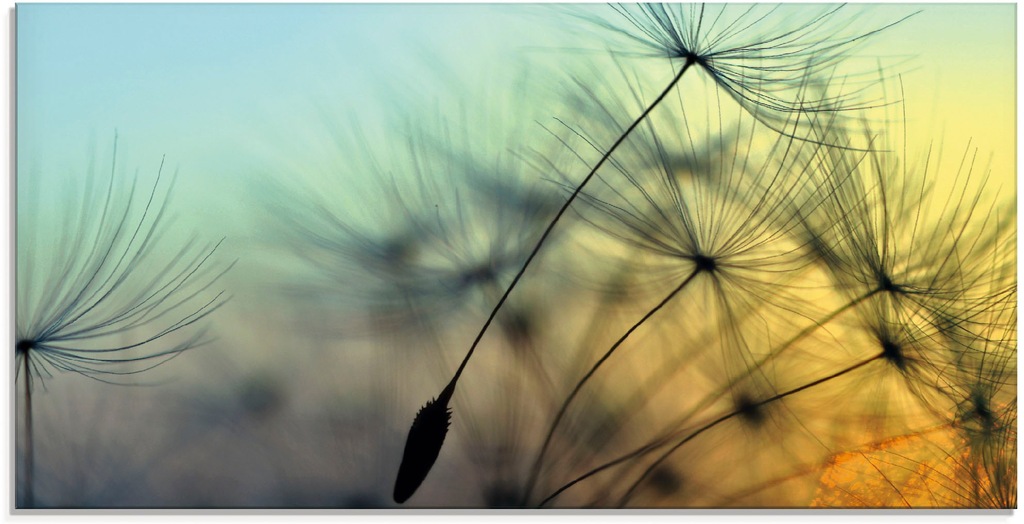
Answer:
522, 267, 701, 504
448, 57, 698, 389
22, 354, 34, 508
537, 287, 882, 507
397, 57, 699, 504
616, 352, 884, 506
581, 287, 882, 467
540, 352, 884, 507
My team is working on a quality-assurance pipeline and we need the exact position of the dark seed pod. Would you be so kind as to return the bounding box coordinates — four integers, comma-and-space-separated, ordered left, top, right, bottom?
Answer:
393, 382, 455, 503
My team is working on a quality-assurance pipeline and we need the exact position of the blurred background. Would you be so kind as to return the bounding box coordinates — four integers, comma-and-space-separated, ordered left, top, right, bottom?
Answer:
14, 3, 1016, 509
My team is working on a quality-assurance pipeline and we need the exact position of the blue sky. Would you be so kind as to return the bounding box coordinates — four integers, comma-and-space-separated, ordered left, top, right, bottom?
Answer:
17, 4, 550, 170
16, 3, 567, 246
16, 3, 1016, 239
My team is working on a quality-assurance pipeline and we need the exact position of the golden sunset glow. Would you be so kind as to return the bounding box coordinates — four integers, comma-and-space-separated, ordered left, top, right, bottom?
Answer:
15, 3, 1015, 510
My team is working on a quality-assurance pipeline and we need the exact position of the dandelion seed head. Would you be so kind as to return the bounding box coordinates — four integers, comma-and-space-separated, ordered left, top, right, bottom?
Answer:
692, 253, 717, 274
796, 114, 1016, 377
735, 393, 767, 427
954, 373, 1014, 443
16, 143, 230, 386
456, 262, 499, 291
16, 339, 34, 356
877, 273, 903, 295
880, 338, 907, 371
270, 106, 563, 341
568, 92, 820, 295
380, 235, 420, 270
574, 3, 914, 142
966, 391, 995, 430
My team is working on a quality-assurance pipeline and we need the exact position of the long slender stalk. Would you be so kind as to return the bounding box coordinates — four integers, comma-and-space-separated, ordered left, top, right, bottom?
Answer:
394, 56, 697, 504
537, 287, 882, 506
571, 287, 882, 469
521, 267, 701, 504
448, 57, 698, 390
22, 355, 34, 508
615, 352, 884, 506
540, 352, 884, 507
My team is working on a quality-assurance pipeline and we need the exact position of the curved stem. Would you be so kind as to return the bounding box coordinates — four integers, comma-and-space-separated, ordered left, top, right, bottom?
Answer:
395, 57, 696, 505
448, 57, 698, 389
521, 267, 701, 504
616, 352, 884, 506
567, 287, 880, 471
538, 287, 881, 507
540, 352, 884, 507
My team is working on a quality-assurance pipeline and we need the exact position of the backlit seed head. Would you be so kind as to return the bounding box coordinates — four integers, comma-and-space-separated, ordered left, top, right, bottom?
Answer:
735, 394, 767, 427
15, 339, 33, 356
393, 385, 455, 504
880, 339, 906, 371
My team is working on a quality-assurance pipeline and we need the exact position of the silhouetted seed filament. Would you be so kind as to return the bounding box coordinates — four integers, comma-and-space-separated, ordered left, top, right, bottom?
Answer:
393, 56, 698, 504
535, 287, 887, 505
561, 287, 883, 472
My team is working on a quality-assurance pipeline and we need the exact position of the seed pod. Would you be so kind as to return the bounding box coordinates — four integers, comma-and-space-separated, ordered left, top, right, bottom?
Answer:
393, 382, 455, 504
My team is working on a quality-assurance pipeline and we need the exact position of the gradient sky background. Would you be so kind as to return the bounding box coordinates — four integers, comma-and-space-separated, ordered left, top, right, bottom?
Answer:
12, 3, 1018, 510
18, 3, 1015, 213
15, 0, 1018, 383
15, 4, 1017, 312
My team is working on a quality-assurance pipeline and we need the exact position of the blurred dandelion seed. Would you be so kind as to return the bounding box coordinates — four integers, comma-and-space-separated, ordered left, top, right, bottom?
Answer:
269, 118, 557, 342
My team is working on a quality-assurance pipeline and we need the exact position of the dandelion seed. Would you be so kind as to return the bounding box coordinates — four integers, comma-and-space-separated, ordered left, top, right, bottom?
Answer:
16, 140, 231, 507
945, 292, 1016, 508
789, 116, 1015, 407
393, 381, 454, 504
585, 3, 915, 142
797, 120, 1013, 334
17, 142, 231, 386
520, 96, 858, 505
391, 3, 913, 504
